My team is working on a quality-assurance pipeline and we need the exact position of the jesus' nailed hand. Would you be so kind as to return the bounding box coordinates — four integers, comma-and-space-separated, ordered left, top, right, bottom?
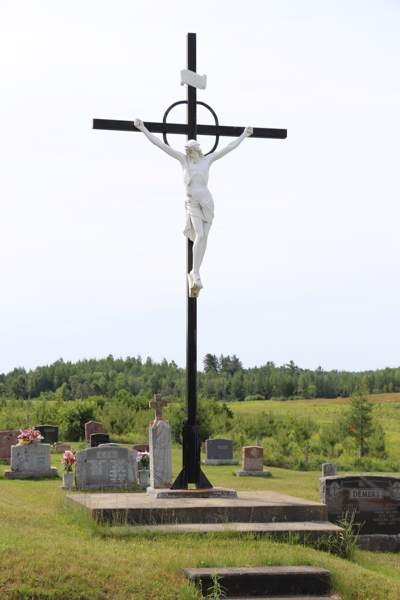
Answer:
134, 118, 253, 298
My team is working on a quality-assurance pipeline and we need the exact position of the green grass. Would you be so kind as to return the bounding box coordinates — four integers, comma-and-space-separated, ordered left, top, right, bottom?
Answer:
1, 452, 400, 600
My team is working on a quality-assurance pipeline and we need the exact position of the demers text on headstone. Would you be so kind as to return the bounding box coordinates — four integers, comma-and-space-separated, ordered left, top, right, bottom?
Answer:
321, 474, 400, 536
75, 445, 139, 491
204, 438, 237, 465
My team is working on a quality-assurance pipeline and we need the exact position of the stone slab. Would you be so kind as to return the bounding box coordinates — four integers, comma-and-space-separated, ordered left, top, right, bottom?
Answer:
236, 470, 270, 477
203, 459, 237, 465
146, 487, 237, 499
5, 467, 58, 479
320, 474, 400, 535
184, 565, 332, 598
75, 445, 137, 490
66, 490, 329, 525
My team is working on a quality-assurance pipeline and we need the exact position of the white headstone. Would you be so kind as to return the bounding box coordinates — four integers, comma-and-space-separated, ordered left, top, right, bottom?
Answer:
148, 420, 172, 489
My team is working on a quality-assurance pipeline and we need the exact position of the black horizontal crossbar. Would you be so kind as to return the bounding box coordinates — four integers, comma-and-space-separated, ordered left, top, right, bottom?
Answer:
93, 119, 287, 140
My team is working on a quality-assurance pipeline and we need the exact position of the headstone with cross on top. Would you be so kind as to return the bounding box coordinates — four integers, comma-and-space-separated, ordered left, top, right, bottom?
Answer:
148, 394, 172, 489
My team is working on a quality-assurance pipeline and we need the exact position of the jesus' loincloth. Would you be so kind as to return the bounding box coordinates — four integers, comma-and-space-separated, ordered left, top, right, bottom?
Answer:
183, 192, 215, 242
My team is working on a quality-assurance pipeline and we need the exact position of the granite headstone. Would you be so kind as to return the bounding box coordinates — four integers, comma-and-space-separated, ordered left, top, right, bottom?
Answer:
0, 430, 20, 462
236, 446, 269, 477
204, 438, 237, 465
75, 445, 137, 490
320, 474, 400, 536
34, 425, 58, 444
91, 433, 109, 447
84, 420, 104, 442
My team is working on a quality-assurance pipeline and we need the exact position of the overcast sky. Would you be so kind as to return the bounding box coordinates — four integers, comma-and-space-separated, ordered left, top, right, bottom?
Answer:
1, 0, 399, 375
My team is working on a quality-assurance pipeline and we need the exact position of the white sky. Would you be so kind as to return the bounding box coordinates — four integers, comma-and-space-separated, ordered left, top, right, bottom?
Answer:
1, 0, 399, 375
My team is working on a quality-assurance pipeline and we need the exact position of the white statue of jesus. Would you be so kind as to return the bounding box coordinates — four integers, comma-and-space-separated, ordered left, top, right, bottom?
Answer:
134, 119, 253, 297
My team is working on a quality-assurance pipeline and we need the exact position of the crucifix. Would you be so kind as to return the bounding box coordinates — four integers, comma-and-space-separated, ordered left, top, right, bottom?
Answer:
93, 33, 287, 490
149, 394, 168, 420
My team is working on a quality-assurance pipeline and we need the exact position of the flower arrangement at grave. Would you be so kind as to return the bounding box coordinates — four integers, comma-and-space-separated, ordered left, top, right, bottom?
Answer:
136, 451, 150, 470
18, 429, 44, 444
60, 450, 76, 473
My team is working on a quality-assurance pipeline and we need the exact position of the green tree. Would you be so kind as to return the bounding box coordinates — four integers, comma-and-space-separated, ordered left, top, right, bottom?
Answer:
60, 401, 95, 441
346, 391, 374, 457
203, 354, 219, 373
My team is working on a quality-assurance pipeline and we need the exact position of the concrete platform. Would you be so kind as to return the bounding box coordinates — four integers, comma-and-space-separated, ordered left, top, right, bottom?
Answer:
66, 490, 334, 526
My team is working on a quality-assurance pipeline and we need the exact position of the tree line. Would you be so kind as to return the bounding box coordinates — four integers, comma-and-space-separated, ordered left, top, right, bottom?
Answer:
0, 354, 399, 402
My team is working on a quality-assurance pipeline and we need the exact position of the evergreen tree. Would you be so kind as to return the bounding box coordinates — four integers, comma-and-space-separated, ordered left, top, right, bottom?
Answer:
346, 391, 374, 457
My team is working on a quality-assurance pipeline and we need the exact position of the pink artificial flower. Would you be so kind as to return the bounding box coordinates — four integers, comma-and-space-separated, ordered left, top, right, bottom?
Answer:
63, 450, 73, 458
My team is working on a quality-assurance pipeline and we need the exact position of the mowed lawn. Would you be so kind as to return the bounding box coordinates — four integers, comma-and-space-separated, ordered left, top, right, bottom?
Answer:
1, 449, 400, 600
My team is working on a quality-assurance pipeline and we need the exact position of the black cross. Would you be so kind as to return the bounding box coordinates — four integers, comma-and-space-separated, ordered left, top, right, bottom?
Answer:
93, 33, 287, 490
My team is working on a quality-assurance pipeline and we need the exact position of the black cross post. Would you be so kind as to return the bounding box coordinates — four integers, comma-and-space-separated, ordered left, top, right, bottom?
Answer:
93, 33, 287, 489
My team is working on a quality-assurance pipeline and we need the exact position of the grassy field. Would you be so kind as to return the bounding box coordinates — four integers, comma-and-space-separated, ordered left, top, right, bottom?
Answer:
229, 393, 400, 449
1, 447, 400, 600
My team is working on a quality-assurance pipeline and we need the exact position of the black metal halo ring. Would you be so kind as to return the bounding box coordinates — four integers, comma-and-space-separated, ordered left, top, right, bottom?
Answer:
162, 100, 219, 155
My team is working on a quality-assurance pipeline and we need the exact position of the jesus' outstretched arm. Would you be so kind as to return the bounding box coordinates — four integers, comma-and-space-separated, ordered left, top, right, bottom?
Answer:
134, 119, 185, 164
206, 126, 253, 164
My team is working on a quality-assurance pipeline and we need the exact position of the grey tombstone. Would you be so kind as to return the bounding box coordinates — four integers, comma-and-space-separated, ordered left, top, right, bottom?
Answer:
34, 425, 58, 444
0, 430, 20, 463
320, 474, 400, 550
90, 433, 109, 447
203, 438, 237, 465
5, 443, 57, 479
322, 463, 337, 477
75, 445, 138, 490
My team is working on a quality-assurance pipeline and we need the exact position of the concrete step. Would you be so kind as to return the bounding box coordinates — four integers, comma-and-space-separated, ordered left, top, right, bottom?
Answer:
118, 521, 343, 539
184, 566, 333, 598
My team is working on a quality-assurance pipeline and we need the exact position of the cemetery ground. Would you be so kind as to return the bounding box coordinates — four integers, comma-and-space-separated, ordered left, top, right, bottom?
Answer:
1, 449, 400, 600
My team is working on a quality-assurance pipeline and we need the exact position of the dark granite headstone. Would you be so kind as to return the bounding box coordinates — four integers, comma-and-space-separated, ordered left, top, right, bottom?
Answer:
321, 474, 400, 535
91, 433, 109, 447
34, 425, 58, 444
205, 438, 233, 460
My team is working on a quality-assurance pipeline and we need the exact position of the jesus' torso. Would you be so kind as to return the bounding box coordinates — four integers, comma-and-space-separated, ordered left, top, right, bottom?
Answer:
182, 157, 211, 203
